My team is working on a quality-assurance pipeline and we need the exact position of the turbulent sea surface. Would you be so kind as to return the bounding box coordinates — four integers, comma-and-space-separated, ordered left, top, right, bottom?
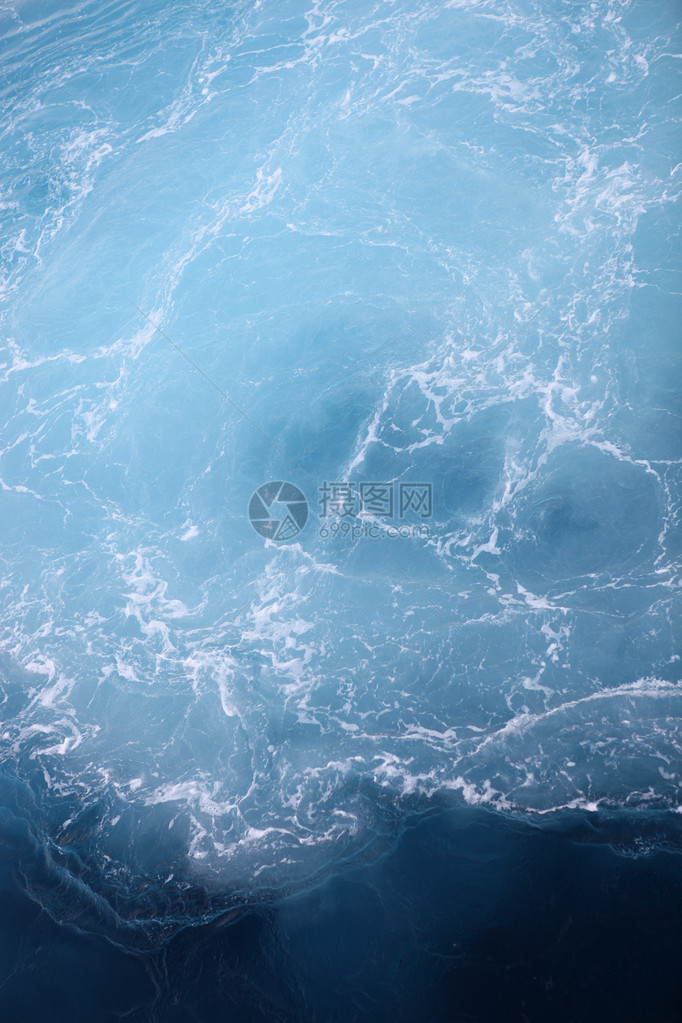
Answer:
1, 0, 681, 1019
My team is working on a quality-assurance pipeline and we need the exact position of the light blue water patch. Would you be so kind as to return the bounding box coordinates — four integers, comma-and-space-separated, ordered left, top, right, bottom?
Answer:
0, 0, 681, 939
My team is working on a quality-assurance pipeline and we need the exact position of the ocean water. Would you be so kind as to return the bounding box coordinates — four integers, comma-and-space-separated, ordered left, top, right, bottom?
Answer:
1, 0, 681, 1019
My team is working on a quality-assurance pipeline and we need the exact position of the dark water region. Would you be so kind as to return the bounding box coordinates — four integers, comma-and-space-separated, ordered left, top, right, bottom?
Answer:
2, 806, 681, 1023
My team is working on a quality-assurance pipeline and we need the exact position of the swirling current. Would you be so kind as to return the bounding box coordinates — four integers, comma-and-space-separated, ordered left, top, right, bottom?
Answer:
1, 0, 681, 1020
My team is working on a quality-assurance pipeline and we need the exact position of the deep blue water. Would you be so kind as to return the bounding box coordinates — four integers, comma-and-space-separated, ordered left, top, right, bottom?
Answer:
1, 0, 681, 1019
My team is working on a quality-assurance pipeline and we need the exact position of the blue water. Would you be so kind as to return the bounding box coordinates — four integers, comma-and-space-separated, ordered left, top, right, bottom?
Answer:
1, 0, 681, 1019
